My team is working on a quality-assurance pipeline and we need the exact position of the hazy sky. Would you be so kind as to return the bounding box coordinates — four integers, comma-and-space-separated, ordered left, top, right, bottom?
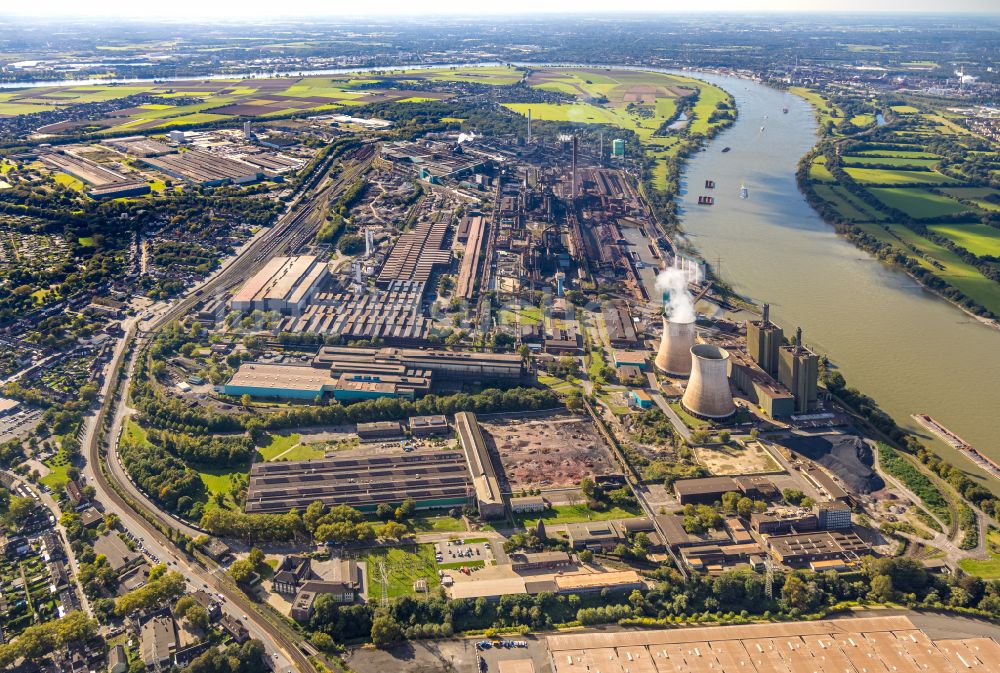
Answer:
2, 0, 999, 18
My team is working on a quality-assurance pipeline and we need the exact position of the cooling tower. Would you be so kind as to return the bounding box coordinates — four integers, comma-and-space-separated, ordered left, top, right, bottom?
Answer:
681, 344, 736, 419
655, 316, 696, 376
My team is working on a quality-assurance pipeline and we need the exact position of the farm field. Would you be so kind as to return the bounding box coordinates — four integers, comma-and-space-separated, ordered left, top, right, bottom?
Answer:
841, 156, 939, 168
885, 224, 1000, 315
927, 224, 1000, 258
855, 149, 941, 159
868, 187, 970, 218
809, 156, 835, 182
844, 166, 957, 185
814, 184, 887, 221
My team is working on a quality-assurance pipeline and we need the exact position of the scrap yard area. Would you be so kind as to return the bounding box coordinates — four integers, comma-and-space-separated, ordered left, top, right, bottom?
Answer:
480, 413, 621, 490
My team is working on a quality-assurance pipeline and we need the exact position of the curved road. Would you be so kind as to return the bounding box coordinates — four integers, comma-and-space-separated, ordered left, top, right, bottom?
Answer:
81, 145, 377, 673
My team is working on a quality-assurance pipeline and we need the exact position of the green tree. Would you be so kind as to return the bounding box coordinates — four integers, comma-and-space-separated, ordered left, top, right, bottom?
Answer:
370, 614, 403, 648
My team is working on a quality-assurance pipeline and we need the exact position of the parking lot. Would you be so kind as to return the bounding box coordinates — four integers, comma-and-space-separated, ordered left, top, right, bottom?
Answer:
0, 408, 42, 443
435, 538, 494, 570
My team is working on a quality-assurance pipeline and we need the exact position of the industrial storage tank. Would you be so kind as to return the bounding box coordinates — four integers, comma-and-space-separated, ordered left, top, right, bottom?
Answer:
682, 344, 736, 419
654, 316, 695, 376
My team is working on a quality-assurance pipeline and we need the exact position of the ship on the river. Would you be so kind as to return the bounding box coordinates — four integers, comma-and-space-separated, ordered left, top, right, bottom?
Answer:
913, 414, 1000, 480
722, 147, 731, 153
739, 184, 749, 199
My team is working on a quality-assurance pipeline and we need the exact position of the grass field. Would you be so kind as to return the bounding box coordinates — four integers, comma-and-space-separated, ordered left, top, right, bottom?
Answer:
360, 545, 440, 598
198, 468, 246, 509
856, 149, 940, 159
809, 156, 835, 182
845, 167, 957, 186
411, 514, 467, 533
257, 433, 301, 461
884, 224, 1000, 315
960, 529, 1000, 579
814, 184, 887, 221
869, 187, 969, 218
40, 447, 72, 491
842, 156, 939, 168
927, 224, 1000, 257
514, 503, 642, 526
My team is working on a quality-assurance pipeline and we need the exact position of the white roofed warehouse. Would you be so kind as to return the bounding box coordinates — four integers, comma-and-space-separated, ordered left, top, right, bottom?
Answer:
230, 255, 329, 316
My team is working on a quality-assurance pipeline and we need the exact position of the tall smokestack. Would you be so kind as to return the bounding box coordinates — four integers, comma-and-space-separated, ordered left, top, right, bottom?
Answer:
527, 108, 532, 143
571, 135, 578, 199
682, 344, 736, 419
655, 316, 696, 376
762, 303, 770, 327
599, 132, 604, 165
796, 326, 802, 353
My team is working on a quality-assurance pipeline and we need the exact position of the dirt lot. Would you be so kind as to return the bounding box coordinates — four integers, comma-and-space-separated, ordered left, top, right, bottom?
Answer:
480, 413, 619, 490
346, 634, 552, 673
694, 441, 781, 475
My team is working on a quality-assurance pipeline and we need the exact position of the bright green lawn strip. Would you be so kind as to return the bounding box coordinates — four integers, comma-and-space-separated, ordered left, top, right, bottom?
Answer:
53, 173, 85, 192
927, 224, 1000, 257
198, 468, 247, 510
438, 560, 485, 570
514, 503, 642, 526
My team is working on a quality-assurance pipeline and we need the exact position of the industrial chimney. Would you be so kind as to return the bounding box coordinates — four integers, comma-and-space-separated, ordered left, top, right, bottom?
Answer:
681, 344, 736, 419
654, 316, 696, 376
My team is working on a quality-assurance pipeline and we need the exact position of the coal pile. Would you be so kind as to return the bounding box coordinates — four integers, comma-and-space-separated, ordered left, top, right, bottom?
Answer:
777, 434, 884, 494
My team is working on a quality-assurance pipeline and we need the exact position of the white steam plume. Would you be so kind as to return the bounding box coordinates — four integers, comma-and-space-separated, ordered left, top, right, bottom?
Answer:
457, 131, 477, 143
655, 258, 702, 323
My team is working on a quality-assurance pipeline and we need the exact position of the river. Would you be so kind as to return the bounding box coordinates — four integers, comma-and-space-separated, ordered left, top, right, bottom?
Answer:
668, 70, 1000, 484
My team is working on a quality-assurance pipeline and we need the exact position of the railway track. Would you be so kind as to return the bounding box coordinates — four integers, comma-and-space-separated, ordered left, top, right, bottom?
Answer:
85, 143, 378, 673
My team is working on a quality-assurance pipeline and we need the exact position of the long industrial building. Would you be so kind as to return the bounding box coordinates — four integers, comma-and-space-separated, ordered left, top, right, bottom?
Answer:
39, 150, 151, 199
221, 363, 431, 401
545, 615, 1000, 673
245, 450, 472, 514
224, 344, 525, 400
282, 281, 431, 344
376, 220, 451, 287
456, 215, 487, 299
454, 411, 505, 519
143, 150, 263, 186
230, 255, 329, 315
311, 345, 527, 382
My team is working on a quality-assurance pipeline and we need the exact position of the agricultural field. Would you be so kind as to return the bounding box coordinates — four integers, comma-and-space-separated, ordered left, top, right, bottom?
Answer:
841, 156, 940, 168
844, 167, 957, 186
927, 224, 1000, 257
881, 224, 1000, 315
868, 187, 970, 218
813, 184, 888, 221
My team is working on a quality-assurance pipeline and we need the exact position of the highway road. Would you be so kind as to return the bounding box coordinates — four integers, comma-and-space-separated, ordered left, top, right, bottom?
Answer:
79, 144, 377, 673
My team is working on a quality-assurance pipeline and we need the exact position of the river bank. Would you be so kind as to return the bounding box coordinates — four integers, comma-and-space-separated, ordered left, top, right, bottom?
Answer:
663, 69, 1000, 488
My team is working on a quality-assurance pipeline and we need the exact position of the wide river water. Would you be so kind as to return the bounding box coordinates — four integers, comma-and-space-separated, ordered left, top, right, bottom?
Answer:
666, 70, 1000, 480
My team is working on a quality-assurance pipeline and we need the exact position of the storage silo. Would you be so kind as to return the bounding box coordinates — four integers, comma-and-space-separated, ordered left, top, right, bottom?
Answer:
681, 344, 736, 419
654, 316, 695, 376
